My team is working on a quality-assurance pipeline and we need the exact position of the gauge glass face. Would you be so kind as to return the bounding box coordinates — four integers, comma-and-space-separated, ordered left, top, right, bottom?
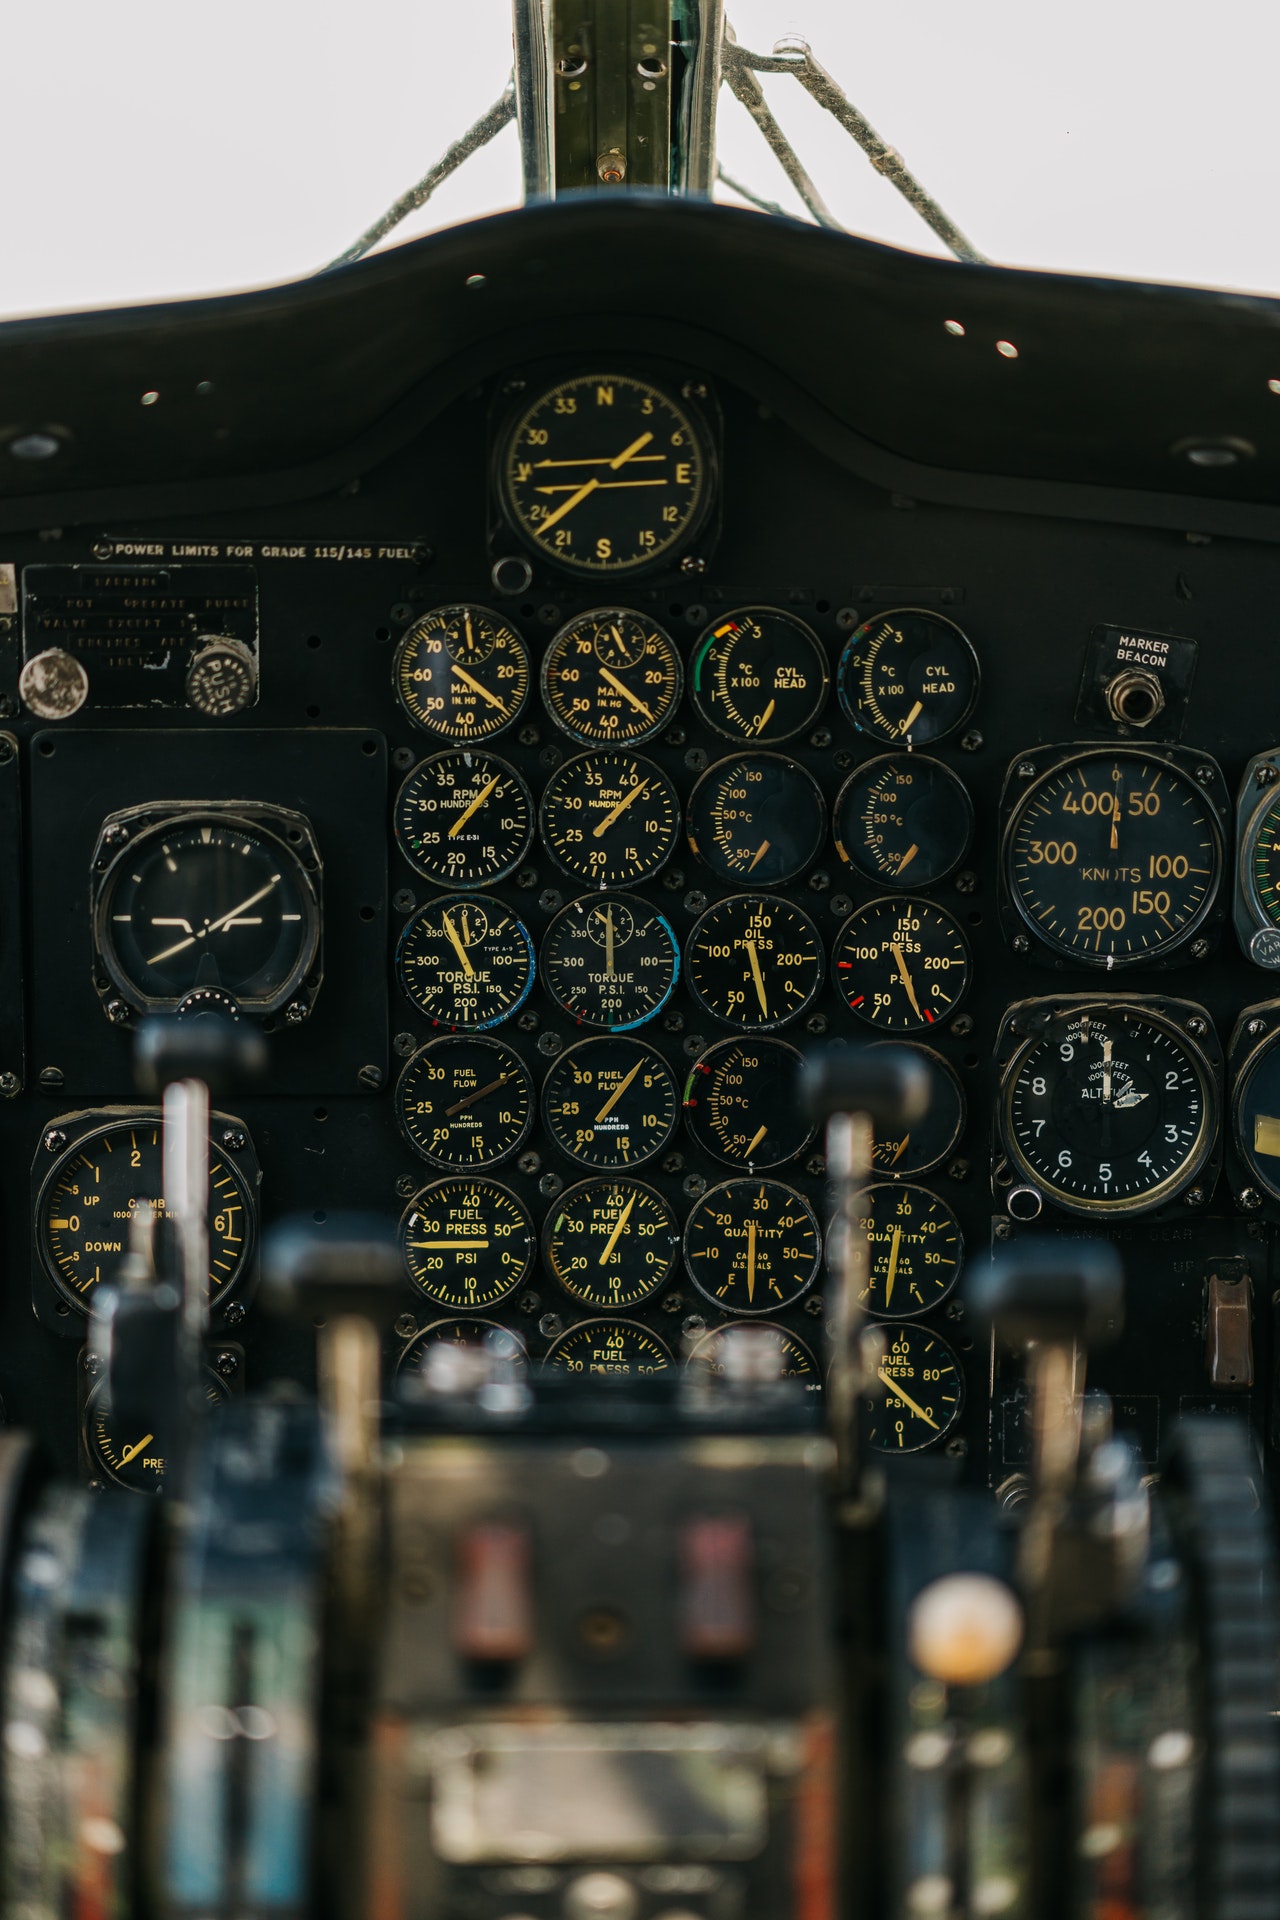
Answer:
867, 1324, 963, 1452
395, 1037, 534, 1168
37, 1120, 253, 1311
87, 1370, 226, 1494
870, 1045, 966, 1177
1005, 750, 1222, 965
541, 1037, 679, 1169
393, 604, 530, 739
833, 754, 973, 888
687, 754, 826, 886
400, 1179, 534, 1308
98, 815, 318, 1011
686, 894, 824, 1029
543, 1319, 673, 1374
393, 752, 533, 888
686, 1323, 820, 1391
1002, 1004, 1215, 1213
544, 1178, 678, 1309
540, 893, 679, 1030
1246, 792, 1280, 933
854, 1183, 963, 1318
1233, 1030, 1280, 1202
684, 1179, 821, 1315
689, 608, 829, 742
396, 894, 535, 1029
539, 751, 680, 887
837, 609, 979, 746
396, 1319, 528, 1379
832, 899, 971, 1031
683, 1037, 816, 1169
499, 372, 709, 576
541, 610, 682, 745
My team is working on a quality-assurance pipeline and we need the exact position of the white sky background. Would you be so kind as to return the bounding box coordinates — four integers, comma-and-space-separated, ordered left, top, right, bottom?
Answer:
0, 0, 1276, 318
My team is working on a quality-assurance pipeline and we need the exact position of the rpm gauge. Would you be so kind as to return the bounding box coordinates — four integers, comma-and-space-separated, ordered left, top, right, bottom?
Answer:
1004, 748, 1223, 966
541, 1037, 679, 1169
837, 609, 979, 746
689, 608, 829, 742
1000, 1002, 1218, 1215
541, 609, 682, 744
687, 754, 826, 886
833, 754, 973, 888
539, 751, 679, 887
393, 751, 533, 888
393, 604, 530, 739
540, 893, 679, 1030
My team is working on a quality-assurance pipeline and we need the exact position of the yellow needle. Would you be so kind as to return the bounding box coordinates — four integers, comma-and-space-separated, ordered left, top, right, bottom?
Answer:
604, 905, 615, 974
746, 840, 771, 874
445, 1073, 509, 1117
534, 430, 655, 536
746, 1219, 757, 1303
595, 1058, 642, 1122
884, 1226, 902, 1309
535, 478, 667, 495
878, 1368, 940, 1430
118, 1434, 155, 1467
600, 667, 655, 719
464, 610, 475, 652
594, 778, 651, 837
448, 774, 500, 838
745, 939, 769, 1016
1110, 784, 1121, 852
899, 700, 924, 737
1102, 1036, 1113, 1105
598, 1191, 637, 1264
744, 1123, 768, 1159
895, 843, 920, 877
451, 662, 506, 710
412, 1240, 491, 1250
890, 943, 923, 1021
752, 699, 776, 736
442, 911, 476, 978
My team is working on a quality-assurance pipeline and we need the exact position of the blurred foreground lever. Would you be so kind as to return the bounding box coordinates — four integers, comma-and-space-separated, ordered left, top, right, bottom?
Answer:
134, 1010, 266, 1100
800, 1043, 931, 1129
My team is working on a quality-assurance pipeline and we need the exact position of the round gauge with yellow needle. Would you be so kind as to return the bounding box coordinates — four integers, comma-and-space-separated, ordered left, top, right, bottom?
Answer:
396, 893, 535, 1029
540, 892, 679, 1030
393, 604, 530, 739
684, 1179, 821, 1315
832, 898, 971, 1031
683, 1037, 816, 1169
86, 1368, 228, 1494
543, 1319, 674, 1374
541, 609, 683, 745
690, 607, 829, 743
544, 1178, 678, 1309
833, 754, 974, 889
687, 754, 826, 886
541, 1036, 679, 1169
395, 1036, 534, 1168
497, 371, 711, 576
539, 750, 680, 888
685, 894, 824, 1029
395, 1319, 528, 1381
685, 1323, 821, 1392
393, 750, 534, 888
870, 1045, 966, 1178
855, 1183, 963, 1318
837, 608, 979, 747
866, 1323, 964, 1453
399, 1178, 535, 1309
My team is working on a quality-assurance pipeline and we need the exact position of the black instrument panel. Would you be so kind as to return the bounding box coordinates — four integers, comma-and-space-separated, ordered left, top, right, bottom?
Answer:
0, 239, 1277, 1488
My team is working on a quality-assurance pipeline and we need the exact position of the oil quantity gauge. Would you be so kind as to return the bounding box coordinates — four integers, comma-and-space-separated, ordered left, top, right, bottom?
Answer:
539, 751, 680, 888
540, 894, 679, 1030
868, 1324, 963, 1453
683, 1180, 821, 1315
541, 1037, 679, 1169
544, 1178, 678, 1309
685, 894, 824, 1030
1232, 1026, 1280, 1202
833, 755, 973, 889
394, 1036, 535, 1168
690, 608, 829, 742
683, 1037, 816, 1169
856, 1184, 963, 1318
870, 1045, 966, 1177
687, 754, 826, 886
1004, 747, 1223, 965
1000, 1003, 1217, 1215
541, 610, 682, 744
832, 899, 971, 1031
396, 895, 535, 1029
686, 1324, 820, 1391
837, 609, 979, 746
400, 1179, 535, 1309
544, 1320, 674, 1374
393, 751, 534, 888
393, 605, 530, 739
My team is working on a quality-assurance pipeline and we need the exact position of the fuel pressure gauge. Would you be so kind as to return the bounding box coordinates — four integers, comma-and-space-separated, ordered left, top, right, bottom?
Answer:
543, 1178, 678, 1309
867, 1324, 964, 1452
399, 1179, 535, 1309
544, 1320, 674, 1375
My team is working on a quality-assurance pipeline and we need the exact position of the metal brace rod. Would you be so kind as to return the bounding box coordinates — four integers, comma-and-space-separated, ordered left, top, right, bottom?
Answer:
721, 39, 840, 229
724, 34, 984, 264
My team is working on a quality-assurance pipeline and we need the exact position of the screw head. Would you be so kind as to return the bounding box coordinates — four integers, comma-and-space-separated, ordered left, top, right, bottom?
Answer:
830, 894, 853, 916
661, 1290, 684, 1314
393, 1312, 418, 1339
214, 1351, 239, 1379
0, 1071, 18, 1097
810, 728, 832, 750
37, 1066, 64, 1092
806, 1154, 826, 1175
516, 867, 538, 889
959, 730, 984, 753
221, 1127, 246, 1152
661, 1151, 684, 1173
945, 1301, 965, 1320
946, 1158, 971, 1182
1239, 1187, 1263, 1211
682, 1034, 706, 1058
681, 380, 708, 400
803, 1294, 824, 1317
684, 747, 708, 773
106, 998, 132, 1026
662, 1010, 685, 1033
517, 725, 540, 747
680, 554, 706, 575
951, 1014, 975, 1038
1247, 1017, 1268, 1037
538, 1313, 563, 1339
954, 870, 978, 895
1015, 760, 1036, 779
1189, 938, 1211, 961
682, 1313, 708, 1336
1183, 1186, 1205, 1208
395, 1174, 416, 1198
539, 1171, 563, 1199
102, 821, 130, 847
1195, 765, 1215, 785
394, 1031, 416, 1057
393, 888, 416, 914
807, 870, 830, 892
682, 1173, 707, 1199
43, 1128, 67, 1152
357, 1063, 384, 1089
517, 1010, 540, 1033
391, 746, 415, 771
1011, 934, 1031, 955
286, 1001, 309, 1026
517, 1150, 541, 1175
223, 1300, 247, 1327
944, 1437, 968, 1458
994, 1219, 1012, 1241
517, 1291, 541, 1316
537, 1031, 563, 1057
1185, 1015, 1208, 1038
805, 1013, 828, 1035
538, 888, 562, 912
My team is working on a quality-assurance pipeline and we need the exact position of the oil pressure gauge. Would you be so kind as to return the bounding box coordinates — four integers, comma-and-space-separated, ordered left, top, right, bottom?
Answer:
685, 894, 824, 1029
832, 899, 971, 1031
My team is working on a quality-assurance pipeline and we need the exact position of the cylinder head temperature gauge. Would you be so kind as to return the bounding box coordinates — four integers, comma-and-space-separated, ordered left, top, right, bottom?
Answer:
837, 609, 979, 747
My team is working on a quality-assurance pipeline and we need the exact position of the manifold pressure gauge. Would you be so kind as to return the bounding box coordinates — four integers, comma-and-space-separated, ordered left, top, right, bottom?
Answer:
86, 1369, 228, 1494
685, 894, 824, 1029
393, 604, 530, 739
400, 1179, 535, 1309
497, 371, 711, 576
393, 751, 533, 888
867, 1324, 963, 1453
999, 1001, 1218, 1215
544, 1178, 678, 1309
832, 898, 970, 1031
856, 1184, 963, 1318
683, 1037, 816, 1169
837, 609, 979, 747
541, 609, 682, 744
544, 1319, 673, 1373
1002, 746, 1224, 967
686, 754, 827, 887
539, 750, 680, 888
541, 1037, 679, 1169
35, 1115, 256, 1316
683, 1180, 821, 1315
394, 1036, 534, 1168
540, 893, 679, 1030
689, 608, 829, 742
396, 894, 535, 1029
91, 803, 321, 1019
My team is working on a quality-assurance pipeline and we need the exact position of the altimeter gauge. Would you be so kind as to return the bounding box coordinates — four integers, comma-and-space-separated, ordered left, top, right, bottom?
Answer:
999, 1001, 1218, 1215
689, 608, 829, 742
541, 609, 682, 744
497, 371, 711, 576
539, 750, 680, 887
393, 604, 530, 739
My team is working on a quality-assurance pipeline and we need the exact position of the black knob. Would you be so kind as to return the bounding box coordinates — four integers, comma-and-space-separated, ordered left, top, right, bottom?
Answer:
800, 1043, 931, 1129
261, 1214, 407, 1326
134, 1013, 267, 1099
967, 1237, 1124, 1349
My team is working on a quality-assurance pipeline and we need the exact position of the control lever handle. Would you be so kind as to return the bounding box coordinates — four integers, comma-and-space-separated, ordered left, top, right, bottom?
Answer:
134, 1011, 266, 1100
800, 1044, 932, 1129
